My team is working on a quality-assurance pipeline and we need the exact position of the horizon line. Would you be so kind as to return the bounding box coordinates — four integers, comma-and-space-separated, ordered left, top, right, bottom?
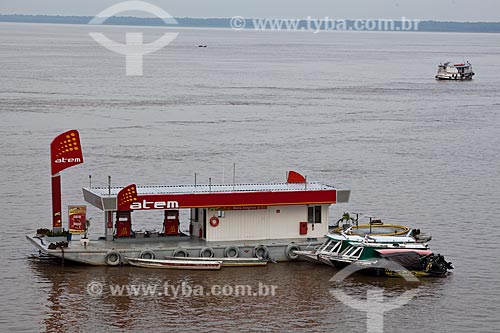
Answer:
1, 14, 500, 24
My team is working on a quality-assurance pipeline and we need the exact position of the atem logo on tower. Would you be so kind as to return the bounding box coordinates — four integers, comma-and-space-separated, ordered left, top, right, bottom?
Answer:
54, 157, 82, 164
130, 199, 179, 210
50, 129, 84, 175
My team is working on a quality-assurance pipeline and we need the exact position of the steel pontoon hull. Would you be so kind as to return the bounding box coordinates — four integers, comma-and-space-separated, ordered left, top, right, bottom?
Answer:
26, 234, 322, 266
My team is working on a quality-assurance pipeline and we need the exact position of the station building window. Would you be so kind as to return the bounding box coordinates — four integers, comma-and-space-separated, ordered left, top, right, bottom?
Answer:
308, 206, 322, 224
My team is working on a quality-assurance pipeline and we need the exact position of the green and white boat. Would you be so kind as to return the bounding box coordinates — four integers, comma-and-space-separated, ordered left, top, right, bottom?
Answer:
324, 240, 430, 269
295, 233, 364, 266
296, 229, 427, 266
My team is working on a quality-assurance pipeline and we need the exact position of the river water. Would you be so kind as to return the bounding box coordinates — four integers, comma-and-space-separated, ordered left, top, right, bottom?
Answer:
1, 23, 500, 332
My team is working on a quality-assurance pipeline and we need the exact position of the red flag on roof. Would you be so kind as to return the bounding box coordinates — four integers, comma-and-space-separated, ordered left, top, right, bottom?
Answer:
50, 130, 84, 175
287, 171, 306, 183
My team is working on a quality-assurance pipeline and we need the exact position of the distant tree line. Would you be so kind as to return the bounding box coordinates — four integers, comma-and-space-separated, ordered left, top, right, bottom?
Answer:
1, 15, 500, 33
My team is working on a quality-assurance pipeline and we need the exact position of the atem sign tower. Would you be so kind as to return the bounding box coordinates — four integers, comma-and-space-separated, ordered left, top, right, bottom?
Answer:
50, 130, 84, 232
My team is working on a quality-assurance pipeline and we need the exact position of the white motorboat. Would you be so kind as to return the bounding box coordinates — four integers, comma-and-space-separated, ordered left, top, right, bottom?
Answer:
436, 61, 475, 80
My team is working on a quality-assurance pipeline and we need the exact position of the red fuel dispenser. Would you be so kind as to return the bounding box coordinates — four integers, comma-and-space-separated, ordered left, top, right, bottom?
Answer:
115, 211, 132, 238
164, 210, 179, 236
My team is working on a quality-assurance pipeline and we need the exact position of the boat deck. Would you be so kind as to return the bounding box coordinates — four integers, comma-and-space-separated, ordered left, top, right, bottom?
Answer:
29, 234, 320, 252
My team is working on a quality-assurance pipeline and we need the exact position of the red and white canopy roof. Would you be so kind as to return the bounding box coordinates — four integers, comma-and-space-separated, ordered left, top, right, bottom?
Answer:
83, 180, 350, 212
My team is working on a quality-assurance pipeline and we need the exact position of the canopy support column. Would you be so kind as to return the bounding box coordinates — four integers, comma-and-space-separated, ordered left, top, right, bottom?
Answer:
105, 211, 113, 241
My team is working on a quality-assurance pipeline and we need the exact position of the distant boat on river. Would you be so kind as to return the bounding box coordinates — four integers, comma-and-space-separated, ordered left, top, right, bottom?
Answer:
436, 61, 475, 80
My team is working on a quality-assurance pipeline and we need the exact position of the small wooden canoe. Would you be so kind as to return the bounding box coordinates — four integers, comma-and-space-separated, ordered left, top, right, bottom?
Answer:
376, 249, 433, 256
127, 257, 222, 270
164, 256, 267, 267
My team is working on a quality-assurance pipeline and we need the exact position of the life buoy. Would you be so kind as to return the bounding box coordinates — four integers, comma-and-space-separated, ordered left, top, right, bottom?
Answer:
173, 248, 189, 257
285, 243, 301, 261
139, 249, 155, 260
199, 247, 215, 258
253, 245, 269, 260
209, 216, 219, 227
224, 246, 240, 258
105, 250, 121, 266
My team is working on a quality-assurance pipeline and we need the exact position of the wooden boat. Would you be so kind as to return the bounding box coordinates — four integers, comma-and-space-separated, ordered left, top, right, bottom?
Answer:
127, 257, 222, 270
164, 256, 268, 267
331, 213, 432, 241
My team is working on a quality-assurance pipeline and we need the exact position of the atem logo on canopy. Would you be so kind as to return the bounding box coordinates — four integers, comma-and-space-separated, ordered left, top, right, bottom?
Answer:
117, 184, 180, 211
130, 199, 179, 210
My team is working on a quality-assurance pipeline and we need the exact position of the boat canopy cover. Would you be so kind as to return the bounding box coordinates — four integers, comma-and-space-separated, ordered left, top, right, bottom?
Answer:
378, 251, 427, 270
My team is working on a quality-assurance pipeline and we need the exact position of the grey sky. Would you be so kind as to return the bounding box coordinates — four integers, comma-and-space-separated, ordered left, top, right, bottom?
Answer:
1, 0, 499, 22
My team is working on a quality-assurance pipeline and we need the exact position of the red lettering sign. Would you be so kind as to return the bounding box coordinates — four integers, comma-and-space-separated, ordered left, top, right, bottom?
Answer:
68, 205, 86, 234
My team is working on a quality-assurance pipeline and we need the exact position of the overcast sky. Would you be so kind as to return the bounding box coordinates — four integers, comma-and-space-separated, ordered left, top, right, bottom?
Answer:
1, 0, 500, 22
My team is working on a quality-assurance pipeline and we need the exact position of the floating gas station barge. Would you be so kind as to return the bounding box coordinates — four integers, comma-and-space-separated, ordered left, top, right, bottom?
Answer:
26, 130, 350, 266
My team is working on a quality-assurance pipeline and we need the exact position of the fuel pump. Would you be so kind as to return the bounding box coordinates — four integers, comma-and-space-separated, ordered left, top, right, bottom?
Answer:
164, 210, 179, 236
115, 210, 132, 238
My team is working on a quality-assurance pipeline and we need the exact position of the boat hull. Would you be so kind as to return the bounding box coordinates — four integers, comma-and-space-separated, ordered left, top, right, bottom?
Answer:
352, 251, 453, 277
329, 257, 351, 269
435, 73, 475, 80
358, 267, 446, 277
295, 250, 321, 263
26, 234, 321, 266
322, 242, 431, 269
